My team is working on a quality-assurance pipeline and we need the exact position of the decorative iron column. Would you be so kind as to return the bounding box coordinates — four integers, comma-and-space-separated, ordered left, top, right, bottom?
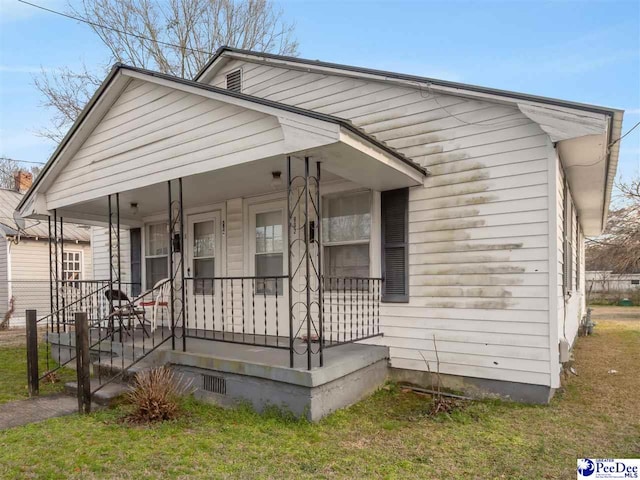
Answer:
107, 194, 122, 339
167, 182, 175, 350
167, 179, 185, 351
53, 209, 60, 333
287, 156, 322, 370
287, 156, 294, 368
315, 161, 323, 367
60, 215, 65, 330
47, 215, 54, 333
179, 178, 186, 353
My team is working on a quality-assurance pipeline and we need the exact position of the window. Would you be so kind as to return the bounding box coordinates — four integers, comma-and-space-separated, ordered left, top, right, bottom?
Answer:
193, 220, 215, 295
575, 220, 581, 290
631, 280, 640, 286
226, 69, 242, 92
62, 251, 82, 281
255, 211, 283, 295
381, 188, 409, 302
322, 191, 371, 289
145, 223, 168, 290
563, 179, 573, 294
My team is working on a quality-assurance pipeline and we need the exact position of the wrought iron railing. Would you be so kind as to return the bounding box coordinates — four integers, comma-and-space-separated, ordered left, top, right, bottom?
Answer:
18, 273, 382, 391
184, 275, 382, 350
184, 276, 290, 348
323, 277, 382, 347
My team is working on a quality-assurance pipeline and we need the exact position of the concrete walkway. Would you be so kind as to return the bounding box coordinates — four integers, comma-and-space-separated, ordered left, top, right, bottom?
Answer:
0, 394, 78, 430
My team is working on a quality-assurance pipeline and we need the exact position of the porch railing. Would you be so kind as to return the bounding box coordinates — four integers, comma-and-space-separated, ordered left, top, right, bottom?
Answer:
184, 276, 290, 349
184, 275, 382, 351
323, 277, 382, 347
17, 274, 382, 385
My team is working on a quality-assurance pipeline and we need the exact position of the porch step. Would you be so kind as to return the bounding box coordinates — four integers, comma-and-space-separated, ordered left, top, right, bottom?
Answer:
92, 354, 159, 383
64, 379, 131, 407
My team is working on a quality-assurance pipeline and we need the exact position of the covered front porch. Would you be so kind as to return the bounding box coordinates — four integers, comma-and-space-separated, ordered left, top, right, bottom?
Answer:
18, 64, 425, 417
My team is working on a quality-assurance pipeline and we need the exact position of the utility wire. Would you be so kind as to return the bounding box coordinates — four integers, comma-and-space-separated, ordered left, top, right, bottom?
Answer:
17, 0, 216, 57
0, 156, 46, 165
609, 120, 640, 148
567, 121, 640, 169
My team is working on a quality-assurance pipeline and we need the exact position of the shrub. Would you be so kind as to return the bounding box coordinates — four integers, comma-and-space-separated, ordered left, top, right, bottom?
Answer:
126, 366, 194, 423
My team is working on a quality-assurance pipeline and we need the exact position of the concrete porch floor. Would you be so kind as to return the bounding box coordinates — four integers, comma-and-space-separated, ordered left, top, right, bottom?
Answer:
48, 327, 390, 421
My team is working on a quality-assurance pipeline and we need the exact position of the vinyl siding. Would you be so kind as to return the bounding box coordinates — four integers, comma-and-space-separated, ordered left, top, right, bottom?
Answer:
91, 227, 131, 283
210, 61, 553, 386
0, 237, 8, 321
47, 79, 285, 208
8, 239, 92, 325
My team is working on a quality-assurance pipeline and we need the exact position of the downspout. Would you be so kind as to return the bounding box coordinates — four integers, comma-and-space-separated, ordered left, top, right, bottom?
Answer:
546, 140, 561, 390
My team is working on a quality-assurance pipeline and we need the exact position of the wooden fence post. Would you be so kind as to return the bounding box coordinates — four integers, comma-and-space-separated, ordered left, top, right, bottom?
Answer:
26, 310, 39, 396
74, 312, 91, 414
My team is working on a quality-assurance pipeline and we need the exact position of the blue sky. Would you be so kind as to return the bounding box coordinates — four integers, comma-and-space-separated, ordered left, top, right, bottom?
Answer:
1, 0, 639, 181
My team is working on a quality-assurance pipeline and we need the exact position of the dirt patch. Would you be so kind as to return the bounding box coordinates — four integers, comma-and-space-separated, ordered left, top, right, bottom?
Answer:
0, 329, 27, 348
589, 306, 640, 321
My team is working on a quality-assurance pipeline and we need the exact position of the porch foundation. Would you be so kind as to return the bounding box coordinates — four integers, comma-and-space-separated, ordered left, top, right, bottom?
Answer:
159, 342, 389, 421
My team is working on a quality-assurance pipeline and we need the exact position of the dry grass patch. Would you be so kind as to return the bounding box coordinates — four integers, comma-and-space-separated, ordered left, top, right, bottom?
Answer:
0, 319, 638, 479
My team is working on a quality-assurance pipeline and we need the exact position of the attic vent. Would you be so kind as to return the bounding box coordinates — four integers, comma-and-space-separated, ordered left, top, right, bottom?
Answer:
225, 69, 242, 92
202, 374, 226, 394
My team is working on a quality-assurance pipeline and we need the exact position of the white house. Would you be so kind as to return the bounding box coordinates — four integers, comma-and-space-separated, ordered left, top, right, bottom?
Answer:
16, 47, 623, 410
0, 178, 92, 327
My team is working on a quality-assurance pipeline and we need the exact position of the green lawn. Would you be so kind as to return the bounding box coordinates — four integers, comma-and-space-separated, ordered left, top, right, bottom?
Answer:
0, 330, 75, 404
0, 319, 638, 479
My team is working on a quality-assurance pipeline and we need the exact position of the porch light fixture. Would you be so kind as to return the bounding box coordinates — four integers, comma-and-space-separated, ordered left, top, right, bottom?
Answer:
129, 202, 139, 216
270, 171, 283, 189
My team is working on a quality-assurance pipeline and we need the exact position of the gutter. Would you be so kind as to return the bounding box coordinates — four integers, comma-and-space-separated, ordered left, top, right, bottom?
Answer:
196, 47, 621, 118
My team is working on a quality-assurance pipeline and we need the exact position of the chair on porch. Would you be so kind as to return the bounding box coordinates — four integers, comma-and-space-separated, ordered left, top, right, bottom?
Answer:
138, 278, 171, 333
104, 288, 150, 338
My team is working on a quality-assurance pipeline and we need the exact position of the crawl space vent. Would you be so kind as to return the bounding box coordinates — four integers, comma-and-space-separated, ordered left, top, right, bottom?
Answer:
202, 374, 226, 394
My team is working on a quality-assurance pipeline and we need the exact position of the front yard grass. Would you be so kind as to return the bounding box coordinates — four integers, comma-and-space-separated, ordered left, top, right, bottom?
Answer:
0, 318, 638, 479
0, 329, 74, 404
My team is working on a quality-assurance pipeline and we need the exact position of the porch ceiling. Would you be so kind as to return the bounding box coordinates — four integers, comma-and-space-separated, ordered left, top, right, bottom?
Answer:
44, 155, 385, 227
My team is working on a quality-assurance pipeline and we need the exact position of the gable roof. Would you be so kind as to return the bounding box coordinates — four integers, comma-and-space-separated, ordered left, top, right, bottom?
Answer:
17, 63, 426, 215
195, 47, 622, 117
195, 47, 625, 236
0, 188, 90, 241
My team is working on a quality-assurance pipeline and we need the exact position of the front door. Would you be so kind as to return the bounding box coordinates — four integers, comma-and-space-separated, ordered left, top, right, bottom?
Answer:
186, 211, 222, 333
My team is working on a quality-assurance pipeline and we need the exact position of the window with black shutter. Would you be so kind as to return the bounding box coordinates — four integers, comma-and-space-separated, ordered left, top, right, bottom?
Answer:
226, 69, 242, 92
381, 188, 409, 302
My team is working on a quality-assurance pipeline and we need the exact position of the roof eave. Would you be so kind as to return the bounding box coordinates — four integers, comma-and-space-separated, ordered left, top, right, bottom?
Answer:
194, 47, 623, 118
17, 64, 124, 214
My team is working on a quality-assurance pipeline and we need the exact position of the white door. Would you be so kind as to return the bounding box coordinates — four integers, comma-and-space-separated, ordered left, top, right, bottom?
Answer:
248, 201, 289, 340
186, 211, 222, 333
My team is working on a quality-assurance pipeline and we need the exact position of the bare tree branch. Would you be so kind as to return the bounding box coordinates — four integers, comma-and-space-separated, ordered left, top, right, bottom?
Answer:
586, 175, 640, 274
34, 0, 298, 142
0, 158, 40, 190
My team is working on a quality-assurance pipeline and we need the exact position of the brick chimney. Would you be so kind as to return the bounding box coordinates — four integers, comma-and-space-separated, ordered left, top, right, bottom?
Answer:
14, 171, 33, 193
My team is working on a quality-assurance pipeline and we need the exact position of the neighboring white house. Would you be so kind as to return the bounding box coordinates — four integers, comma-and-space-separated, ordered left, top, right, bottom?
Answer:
16, 47, 623, 403
0, 181, 92, 327
586, 271, 640, 293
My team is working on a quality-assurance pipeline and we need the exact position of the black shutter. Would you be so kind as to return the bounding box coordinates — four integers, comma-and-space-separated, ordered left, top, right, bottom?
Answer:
130, 228, 142, 297
382, 188, 409, 302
